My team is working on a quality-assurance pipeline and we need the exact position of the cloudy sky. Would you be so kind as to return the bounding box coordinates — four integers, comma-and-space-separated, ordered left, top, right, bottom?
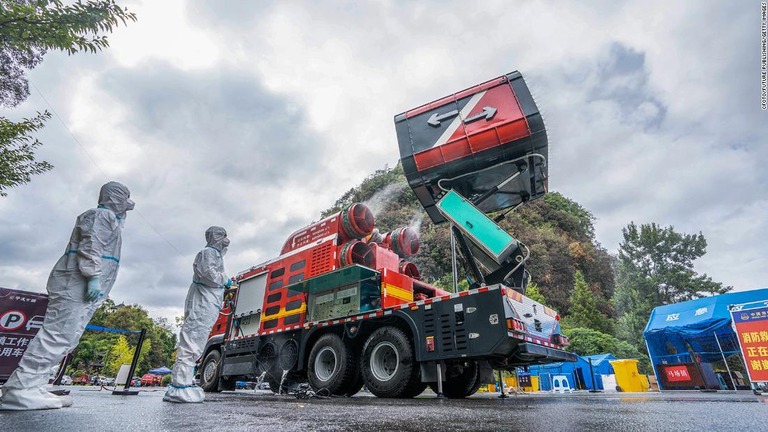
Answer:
1, 0, 766, 324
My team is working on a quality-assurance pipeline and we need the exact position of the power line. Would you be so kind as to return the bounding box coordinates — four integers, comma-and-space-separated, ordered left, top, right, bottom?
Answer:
30, 80, 182, 255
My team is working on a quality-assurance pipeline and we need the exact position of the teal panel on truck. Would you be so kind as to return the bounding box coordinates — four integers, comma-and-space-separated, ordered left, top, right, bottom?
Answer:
302, 265, 379, 294
303, 265, 381, 322
436, 190, 518, 264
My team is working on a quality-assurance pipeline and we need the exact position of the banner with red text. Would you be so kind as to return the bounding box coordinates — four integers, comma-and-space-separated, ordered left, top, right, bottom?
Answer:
731, 304, 768, 383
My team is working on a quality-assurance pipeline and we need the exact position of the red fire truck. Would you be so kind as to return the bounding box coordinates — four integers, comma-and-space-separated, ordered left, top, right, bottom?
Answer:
198, 71, 576, 398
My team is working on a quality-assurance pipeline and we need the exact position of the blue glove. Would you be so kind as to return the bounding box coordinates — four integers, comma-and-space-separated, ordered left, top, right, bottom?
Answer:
224, 278, 233, 288
85, 276, 101, 302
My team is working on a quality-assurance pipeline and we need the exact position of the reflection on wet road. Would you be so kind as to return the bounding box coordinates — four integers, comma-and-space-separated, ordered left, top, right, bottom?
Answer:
1, 387, 765, 431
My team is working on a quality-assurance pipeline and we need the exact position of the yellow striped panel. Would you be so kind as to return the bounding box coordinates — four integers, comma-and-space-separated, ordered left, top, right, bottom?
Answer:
264, 303, 307, 319
384, 283, 413, 302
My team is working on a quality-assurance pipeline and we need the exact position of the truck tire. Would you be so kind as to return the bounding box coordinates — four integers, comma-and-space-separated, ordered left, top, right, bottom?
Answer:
361, 326, 421, 398
400, 379, 428, 398
200, 350, 222, 392
428, 361, 481, 398
308, 333, 358, 395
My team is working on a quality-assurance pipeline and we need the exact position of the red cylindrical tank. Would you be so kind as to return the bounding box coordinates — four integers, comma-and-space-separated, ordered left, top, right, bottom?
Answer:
340, 203, 375, 242
280, 203, 374, 254
384, 226, 420, 257
399, 260, 421, 280
338, 240, 375, 268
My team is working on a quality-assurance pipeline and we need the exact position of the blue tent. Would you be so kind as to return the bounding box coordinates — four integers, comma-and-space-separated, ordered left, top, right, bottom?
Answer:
643, 288, 768, 391
528, 353, 616, 391
583, 353, 617, 389
148, 366, 172, 375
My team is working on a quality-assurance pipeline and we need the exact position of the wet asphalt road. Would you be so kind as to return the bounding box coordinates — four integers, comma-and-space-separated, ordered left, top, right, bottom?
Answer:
1, 387, 766, 432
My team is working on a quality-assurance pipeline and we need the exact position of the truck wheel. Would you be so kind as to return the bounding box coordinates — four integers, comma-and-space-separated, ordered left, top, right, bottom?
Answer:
361, 327, 421, 398
200, 350, 222, 392
308, 333, 357, 395
428, 361, 481, 398
400, 379, 428, 398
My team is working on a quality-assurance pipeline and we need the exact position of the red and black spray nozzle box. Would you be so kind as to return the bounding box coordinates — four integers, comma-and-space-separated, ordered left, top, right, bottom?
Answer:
394, 71, 549, 224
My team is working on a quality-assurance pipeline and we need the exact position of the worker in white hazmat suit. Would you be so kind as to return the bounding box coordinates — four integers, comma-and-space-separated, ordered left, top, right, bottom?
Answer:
0, 182, 134, 411
164, 226, 231, 403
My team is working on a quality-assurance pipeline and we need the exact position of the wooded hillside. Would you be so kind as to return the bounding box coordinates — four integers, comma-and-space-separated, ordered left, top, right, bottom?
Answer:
323, 164, 616, 321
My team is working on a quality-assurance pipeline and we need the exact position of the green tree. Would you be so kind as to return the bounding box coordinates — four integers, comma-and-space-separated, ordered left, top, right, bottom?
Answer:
68, 338, 95, 373
541, 192, 595, 240
564, 270, 613, 334
69, 300, 176, 376
138, 337, 152, 372
1, 0, 137, 106
318, 164, 616, 315
103, 335, 151, 376
96, 303, 174, 372
563, 327, 650, 373
614, 222, 730, 350
0, 112, 52, 196
0, 0, 136, 195
524, 282, 549, 306
104, 335, 131, 376
502, 192, 615, 314
434, 273, 469, 293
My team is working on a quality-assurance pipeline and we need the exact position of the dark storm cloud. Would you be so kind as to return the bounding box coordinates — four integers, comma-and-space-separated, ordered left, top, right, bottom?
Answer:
589, 43, 667, 129
82, 62, 337, 314
99, 63, 323, 186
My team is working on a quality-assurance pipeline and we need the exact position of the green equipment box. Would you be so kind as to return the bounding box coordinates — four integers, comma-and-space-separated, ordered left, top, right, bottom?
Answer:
305, 265, 381, 322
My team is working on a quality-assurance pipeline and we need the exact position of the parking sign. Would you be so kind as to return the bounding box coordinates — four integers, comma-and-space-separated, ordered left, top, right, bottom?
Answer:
0, 288, 49, 383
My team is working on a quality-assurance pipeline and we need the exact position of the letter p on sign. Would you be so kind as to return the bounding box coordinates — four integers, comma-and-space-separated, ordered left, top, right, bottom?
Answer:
0, 310, 26, 331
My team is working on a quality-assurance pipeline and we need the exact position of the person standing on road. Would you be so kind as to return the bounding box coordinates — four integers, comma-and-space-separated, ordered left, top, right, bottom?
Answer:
0, 182, 135, 411
164, 226, 232, 403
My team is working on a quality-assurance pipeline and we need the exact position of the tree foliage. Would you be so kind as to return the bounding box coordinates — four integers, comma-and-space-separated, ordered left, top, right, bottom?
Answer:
1, 0, 137, 107
496, 192, 616, 315
617, 222, 730, 304
523, 283, 548, 306
0, 112, 52, 196
562, 270, 613, 334
614, 222, 730, 350
0, 0, 135, 195
68, 299, 176, 377
563, 327, 650, 373
539, 192, 595, 240
320, 164, 616, 317
104, 335, 131, 376
103, 335, 150, 376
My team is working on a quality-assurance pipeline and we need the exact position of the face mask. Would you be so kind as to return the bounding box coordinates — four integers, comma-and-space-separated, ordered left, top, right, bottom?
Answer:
115, 198, 135, 220
222, 238, 230, 248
